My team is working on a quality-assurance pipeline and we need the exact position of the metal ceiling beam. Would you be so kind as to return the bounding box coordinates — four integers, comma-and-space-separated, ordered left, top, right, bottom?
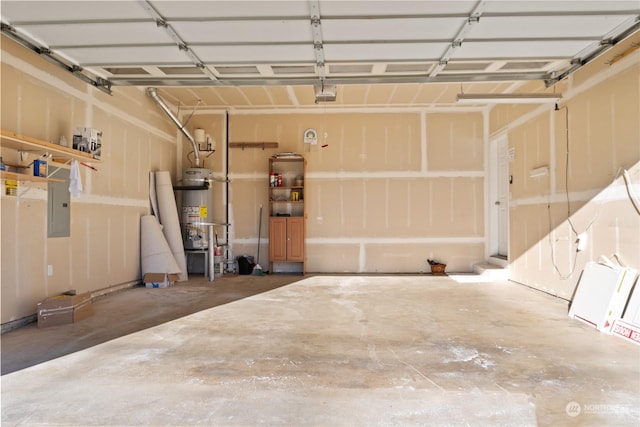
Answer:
545, 17, 640, 86
46, 35, 603, 50
429, 0, 488, 78
8, 9, 637, 26
106, 71, 551, 87
0, 22, 112, 94
309, 0, 325, 82
137, 0, 217, 82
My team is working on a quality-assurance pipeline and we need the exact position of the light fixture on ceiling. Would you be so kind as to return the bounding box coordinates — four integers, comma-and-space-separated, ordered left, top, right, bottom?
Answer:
456, 93, 562, 104
314, 83, 336, 103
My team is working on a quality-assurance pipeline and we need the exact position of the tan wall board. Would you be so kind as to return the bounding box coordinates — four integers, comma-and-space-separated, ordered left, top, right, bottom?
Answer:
230, 113, 422, 173
70, 205, 145, 293
0, 198, 48, 321
554, 64, 639, 194
306, 177, 483, 239
426, 113, 483, 171
489, 104, 541, 135
1, 37, 177, 323
509, 113, 551, 199
230, 178, 268, 239
305, 244, 362, 272
364, 242, 484, 273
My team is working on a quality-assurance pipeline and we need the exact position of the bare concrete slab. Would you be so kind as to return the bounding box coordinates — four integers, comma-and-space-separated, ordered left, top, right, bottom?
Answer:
2, 275, 639, 426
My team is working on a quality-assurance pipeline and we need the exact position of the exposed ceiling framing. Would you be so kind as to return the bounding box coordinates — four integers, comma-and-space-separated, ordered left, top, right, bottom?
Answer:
1, 1, 639, 106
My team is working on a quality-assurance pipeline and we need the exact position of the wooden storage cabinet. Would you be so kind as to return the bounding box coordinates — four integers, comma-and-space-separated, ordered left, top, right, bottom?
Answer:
269, 217, 304, 262
269, 156, 305, 273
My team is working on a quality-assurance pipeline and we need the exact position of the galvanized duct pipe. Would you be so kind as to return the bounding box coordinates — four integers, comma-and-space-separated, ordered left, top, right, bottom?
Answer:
147, 87, 200, 167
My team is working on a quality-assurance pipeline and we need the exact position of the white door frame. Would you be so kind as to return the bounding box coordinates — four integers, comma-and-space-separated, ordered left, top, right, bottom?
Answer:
487, 132, 509, 259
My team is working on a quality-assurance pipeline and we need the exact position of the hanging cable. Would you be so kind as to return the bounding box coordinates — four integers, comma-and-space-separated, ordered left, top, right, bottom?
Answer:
623, 169, 640, 215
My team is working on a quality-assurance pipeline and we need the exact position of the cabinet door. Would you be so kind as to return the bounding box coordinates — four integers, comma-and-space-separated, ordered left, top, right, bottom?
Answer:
269, 217, 287, 261
287, 217, 305, 261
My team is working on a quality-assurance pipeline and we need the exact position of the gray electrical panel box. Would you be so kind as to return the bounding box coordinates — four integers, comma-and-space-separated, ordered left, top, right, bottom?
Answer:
48, 168, 70, 238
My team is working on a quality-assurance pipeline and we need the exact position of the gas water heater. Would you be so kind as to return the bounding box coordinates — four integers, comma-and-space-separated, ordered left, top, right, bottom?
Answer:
181, 168, 214, 250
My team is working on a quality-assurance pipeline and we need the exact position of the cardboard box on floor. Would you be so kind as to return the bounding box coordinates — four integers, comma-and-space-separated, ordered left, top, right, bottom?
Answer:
144, 273, 179, 288
37, 292, 93, 328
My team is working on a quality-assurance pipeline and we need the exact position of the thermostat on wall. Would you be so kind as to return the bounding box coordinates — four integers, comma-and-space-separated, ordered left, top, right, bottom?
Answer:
304, 129, 317, 145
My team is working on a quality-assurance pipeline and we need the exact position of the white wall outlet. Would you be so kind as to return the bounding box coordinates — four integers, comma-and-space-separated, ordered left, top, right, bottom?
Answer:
47, 265, 53, 276
576, 233, 588, 252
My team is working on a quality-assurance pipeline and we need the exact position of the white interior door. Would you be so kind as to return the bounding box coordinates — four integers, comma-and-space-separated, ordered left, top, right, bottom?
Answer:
489, 134, 509, 258
497, 137, 509, 257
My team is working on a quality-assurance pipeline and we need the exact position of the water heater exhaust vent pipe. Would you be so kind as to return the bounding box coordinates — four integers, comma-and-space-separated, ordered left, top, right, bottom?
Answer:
147, 87, 200, 167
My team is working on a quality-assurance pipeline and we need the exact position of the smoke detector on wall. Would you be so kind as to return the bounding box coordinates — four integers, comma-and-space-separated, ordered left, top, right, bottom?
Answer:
314, 83, 336, 103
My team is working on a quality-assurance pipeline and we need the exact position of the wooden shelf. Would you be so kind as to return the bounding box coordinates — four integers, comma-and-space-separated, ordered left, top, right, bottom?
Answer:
229, 142, 279, 150
0, 170, 63, 183
1, 129, 99, 162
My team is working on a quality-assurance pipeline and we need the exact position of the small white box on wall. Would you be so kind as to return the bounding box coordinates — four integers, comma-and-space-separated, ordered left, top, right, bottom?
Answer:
72, 127, 102, 159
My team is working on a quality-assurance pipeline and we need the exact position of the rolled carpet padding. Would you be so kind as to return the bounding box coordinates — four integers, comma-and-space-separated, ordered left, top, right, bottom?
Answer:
140, 215, 181, 275
155, 171, 188, 281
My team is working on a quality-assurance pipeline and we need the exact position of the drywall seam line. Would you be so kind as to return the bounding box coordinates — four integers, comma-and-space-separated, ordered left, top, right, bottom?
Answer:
586, 101, 592, 175
449, 178, 455, 223
85, 217, 91, 280
610, 92, 617, 172
549, 109, 556, 196
483, 110, 491, 260
227, 106, 484, 115
316, 184, 323, 225
510, 185, 640, 206
406, 181, 411, 228
385, 178, 389, 230
228, 171, 485, 180
429, 181, 434, 226
449, 121, 454, 161
421, 112, 428, 173
340, 185, 345, 226
339, 124, 344, 167
306, 171, 485, 179
473, 180, 478, 236
107, 217, 112, 274
362, 180, 367, 229
305, 237, 485, 244
71, 196, 149, 207
43, 212, 48, 297
231, 236, 484, 245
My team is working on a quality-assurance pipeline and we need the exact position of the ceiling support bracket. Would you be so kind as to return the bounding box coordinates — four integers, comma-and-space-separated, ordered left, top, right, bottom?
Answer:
0, 23, 112, 95
545, 19, 640, 87
309, 0, 326, 82
429, 0, 488, 78
138, 0, 218, 82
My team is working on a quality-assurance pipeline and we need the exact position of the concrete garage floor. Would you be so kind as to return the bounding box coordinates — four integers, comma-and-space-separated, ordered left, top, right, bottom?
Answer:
2, 274, 639, 426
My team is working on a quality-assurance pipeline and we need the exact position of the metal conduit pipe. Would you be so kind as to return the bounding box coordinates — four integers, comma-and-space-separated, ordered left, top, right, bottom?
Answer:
147, 87, 200, 167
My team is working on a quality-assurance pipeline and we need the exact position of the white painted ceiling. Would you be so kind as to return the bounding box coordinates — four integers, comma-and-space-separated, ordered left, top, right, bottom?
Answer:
1, 1, 639, 108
